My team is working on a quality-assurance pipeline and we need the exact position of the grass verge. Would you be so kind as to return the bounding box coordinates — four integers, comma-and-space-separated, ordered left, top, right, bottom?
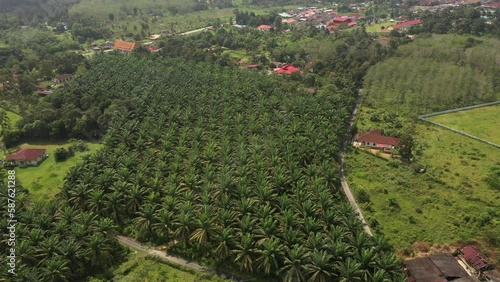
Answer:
111, 247, 229, 282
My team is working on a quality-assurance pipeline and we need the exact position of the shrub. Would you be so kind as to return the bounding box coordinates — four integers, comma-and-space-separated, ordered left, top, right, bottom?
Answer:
54, 147, 74, 162
409, 216, 416, 224
415, 207, 423, 214
357, 188, 371, 203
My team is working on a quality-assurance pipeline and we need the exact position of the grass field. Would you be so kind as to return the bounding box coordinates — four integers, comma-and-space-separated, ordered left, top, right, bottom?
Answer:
347, 105, 500, 259
366, 21, 393, 33
12, 141, 102, 201
111, 247, 228, 282
428, 104, 500, 145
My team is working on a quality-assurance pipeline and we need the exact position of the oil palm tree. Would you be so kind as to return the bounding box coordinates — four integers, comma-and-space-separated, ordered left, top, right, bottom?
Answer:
304, 250, 334, 282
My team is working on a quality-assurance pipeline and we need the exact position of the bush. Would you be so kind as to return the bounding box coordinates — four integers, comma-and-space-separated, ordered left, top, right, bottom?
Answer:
54, 147, 74, 162
69, 139, 89, 152
357, 188, 371, 203
409, 216, 416, 224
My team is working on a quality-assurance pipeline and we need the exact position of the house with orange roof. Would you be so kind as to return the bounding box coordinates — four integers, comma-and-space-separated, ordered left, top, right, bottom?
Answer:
113, 40, 137, 55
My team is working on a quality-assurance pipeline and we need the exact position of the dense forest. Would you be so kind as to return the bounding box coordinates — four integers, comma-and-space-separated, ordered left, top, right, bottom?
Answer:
363, 34, 500, 114
1, 54, 405, 281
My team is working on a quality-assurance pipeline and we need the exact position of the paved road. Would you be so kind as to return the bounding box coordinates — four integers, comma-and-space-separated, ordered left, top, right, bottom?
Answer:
179, 26, 212, 35
339, 92, 373, 236
117, 236, 204, 271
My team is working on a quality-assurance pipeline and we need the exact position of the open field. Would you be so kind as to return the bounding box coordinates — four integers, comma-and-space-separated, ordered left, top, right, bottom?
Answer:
347, 109, 500, 258
428, 104, 500, 145
111, 247, 228, 282
366, 21, 393, 33
13, 141, 102, 201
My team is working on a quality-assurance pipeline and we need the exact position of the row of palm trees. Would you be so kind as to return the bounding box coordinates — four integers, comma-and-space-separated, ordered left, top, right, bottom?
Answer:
2, 55, 404, 281
0, 190, 125, 281
65, 56, 402, 280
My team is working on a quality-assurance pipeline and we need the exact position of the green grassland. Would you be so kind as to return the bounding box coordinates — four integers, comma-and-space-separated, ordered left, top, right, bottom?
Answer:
347, 106, 500, 254
110, 248, 228, 282
428, 104, 500, 145
13, 141, 102, 201
366, 21, 393, 33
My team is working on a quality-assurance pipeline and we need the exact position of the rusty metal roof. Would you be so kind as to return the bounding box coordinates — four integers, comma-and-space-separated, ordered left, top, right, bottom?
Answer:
405, 254, 471, 282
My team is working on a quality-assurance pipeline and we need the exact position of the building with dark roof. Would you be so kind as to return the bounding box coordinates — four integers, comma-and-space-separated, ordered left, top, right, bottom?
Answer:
405, 254, 473, 282
6, 148, 48, 167
53, 74, 73, 84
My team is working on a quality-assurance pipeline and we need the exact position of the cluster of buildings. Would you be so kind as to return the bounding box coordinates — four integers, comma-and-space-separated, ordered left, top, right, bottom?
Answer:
274, 7, 367, 31
405, 245, 500, 281
89, 39, 160, 56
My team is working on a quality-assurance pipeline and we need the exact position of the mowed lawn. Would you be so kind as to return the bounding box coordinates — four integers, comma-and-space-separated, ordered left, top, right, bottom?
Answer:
428, 104, 500, 144
346, 120, 500, 252
111, 247, 229, 282
13, 141, 102, 201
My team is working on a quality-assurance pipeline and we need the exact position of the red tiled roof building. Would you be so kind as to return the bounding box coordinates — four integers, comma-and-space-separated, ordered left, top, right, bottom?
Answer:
392, 19, 422, 30
273, 65, 301, 75
6, 148, 48, 167
113, 40, 137, 55
353, 129, 400, 152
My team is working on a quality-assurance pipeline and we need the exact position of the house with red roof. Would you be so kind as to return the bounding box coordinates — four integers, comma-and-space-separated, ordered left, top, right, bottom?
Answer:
273, 65, 301, 75
391, 19, 422, 30
257, 25, 273, 31
327, 25, 339, 30
460, 245, 489, 272
6, 148, 48, 167
113, 40, 137, 55
353, 129, 400, 152
483, 2, 500, 8
332, 16, 352, 24
147, 46, 160, 53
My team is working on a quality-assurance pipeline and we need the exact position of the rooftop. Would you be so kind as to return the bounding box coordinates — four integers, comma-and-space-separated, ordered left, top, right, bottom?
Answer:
113, 40, 137, 52
6, 148, 46, 161
355, 129, 400, 146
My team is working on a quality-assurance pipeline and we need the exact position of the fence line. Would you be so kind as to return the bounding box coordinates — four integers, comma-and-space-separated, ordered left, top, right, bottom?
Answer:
418, 101, 500, 149
419, 101, 500, 118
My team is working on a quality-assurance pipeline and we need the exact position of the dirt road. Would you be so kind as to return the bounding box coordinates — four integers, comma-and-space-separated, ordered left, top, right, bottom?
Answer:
339, 92, 373, 236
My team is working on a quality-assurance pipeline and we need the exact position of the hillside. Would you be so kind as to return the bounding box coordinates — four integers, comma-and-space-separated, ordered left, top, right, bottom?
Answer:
363, 34, 500, 114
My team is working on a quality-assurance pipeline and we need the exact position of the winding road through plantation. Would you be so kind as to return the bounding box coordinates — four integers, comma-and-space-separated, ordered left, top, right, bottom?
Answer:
339, 92, 373, 236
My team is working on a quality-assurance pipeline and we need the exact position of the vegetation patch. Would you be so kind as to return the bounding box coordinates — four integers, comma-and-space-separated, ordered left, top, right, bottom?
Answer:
346, 119, 500, 250
108, 248, 228, 282
427, 104, 500, 145
13, 141, 102, 201
363, 34, 500, 114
